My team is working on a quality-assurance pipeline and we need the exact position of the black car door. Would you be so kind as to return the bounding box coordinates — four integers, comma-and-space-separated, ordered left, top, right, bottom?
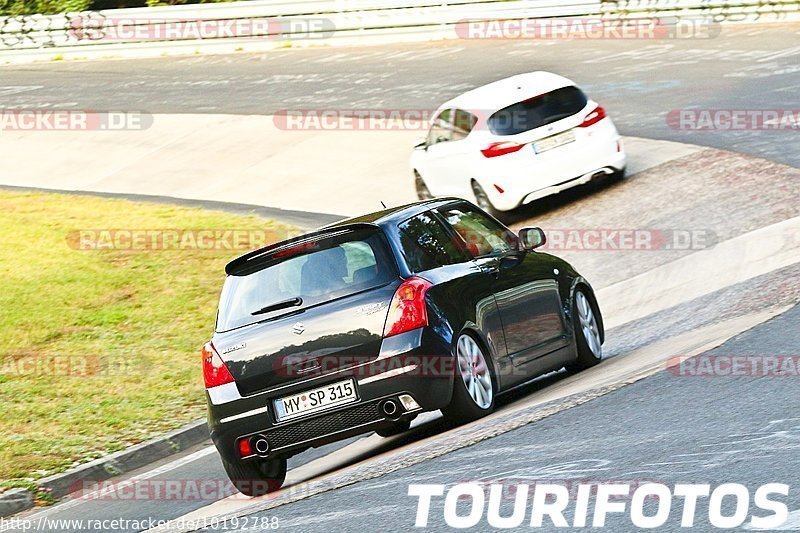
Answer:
389, 210, 508, 373
436, 203, 570, 387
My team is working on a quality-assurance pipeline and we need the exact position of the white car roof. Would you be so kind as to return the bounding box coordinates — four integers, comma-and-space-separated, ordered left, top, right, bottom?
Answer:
438, 71, 576, 116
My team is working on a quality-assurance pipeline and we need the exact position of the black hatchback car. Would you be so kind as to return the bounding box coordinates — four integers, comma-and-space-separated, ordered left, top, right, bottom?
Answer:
204, 198, 604, 495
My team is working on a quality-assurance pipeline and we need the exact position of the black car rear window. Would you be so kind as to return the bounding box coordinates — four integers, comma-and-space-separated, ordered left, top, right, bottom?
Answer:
216, 228, 396, 332
398, 211, 467, 273
487, 86, 588, 136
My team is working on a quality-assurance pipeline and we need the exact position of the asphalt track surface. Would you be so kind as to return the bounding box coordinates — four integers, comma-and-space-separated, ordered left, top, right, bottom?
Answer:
2, 20, 799, 533
228, 302, 800, 533
1, 23, 799, 167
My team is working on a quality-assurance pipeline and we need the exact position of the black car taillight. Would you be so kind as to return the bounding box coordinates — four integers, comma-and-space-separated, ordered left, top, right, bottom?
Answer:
383, 277, 432, 338
202, 341, 235, 389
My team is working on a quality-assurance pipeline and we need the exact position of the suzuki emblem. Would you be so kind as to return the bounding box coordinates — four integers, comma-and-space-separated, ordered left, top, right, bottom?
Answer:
221, 343, 246, 354
292, 322, 305, 335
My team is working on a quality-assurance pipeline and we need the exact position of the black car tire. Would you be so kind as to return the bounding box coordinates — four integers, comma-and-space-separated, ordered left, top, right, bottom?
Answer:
567, 288, 603, 372
415, 172, 433, 200
375, 419, 412, 437
442, 332, 496, 424
222, 456, 287, 497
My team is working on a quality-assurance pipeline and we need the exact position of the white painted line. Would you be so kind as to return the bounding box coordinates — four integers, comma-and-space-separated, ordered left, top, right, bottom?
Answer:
9, 446, 217, 523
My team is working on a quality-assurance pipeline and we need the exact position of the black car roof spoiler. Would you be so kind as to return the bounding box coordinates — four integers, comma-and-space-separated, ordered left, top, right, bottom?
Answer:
224, 222, 380, 276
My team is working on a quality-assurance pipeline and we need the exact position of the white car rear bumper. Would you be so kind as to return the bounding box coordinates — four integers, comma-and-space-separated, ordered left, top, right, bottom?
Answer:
519, 163, 622, 205
475, 120, 626, 211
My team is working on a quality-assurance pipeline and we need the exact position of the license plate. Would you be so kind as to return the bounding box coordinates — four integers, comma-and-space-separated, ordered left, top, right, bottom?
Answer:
533, 130, 576, 154
273, 379, 358, 422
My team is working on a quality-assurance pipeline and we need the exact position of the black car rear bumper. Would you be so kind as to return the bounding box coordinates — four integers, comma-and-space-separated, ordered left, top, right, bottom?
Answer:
208, 327, 454, 463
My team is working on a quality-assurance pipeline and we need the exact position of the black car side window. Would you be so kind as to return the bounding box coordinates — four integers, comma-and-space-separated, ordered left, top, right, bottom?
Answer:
398, 211, 468, 272
438, 205, 518, 258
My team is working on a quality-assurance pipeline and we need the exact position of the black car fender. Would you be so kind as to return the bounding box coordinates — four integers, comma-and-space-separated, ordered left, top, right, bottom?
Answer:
453, 321, 500, 390
566, 275, 604, 344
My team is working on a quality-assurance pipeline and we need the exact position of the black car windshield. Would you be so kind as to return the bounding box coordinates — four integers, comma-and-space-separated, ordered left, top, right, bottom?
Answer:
487, 86, 588, 136
216, 228, 396, 332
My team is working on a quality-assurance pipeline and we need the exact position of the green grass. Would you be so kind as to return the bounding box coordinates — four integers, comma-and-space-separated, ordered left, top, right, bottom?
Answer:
0, 191, 296, 488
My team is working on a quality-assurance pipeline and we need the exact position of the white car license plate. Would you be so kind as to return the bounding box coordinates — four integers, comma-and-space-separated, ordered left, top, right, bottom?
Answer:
533, 130, 576, 154
273, 379, 358, 422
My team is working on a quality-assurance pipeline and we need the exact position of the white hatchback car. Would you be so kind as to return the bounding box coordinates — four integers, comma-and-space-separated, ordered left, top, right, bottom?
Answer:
411, 72, 626, 218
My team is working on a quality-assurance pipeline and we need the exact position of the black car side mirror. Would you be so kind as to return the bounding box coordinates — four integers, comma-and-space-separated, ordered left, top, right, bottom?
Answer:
519, 227, 546, 251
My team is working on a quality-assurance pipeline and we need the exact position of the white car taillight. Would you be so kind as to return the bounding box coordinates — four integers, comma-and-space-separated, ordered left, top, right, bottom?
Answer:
578, 105, 607, 128
481, 141, 525, 158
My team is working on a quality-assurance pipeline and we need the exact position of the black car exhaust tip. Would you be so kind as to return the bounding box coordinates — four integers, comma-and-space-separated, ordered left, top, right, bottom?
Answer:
253, 436, 270, 456
380, 399, 401, 419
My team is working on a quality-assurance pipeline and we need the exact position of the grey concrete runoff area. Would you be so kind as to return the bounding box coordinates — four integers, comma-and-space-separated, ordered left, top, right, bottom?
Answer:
0, 17, 798, 533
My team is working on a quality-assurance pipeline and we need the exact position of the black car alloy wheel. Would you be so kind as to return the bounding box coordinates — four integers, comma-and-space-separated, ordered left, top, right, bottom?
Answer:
567, 288, 603, 371
442, 332, 496, 423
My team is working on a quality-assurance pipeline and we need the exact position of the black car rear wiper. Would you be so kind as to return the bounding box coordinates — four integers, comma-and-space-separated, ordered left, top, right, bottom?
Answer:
251, 297, 303, 316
